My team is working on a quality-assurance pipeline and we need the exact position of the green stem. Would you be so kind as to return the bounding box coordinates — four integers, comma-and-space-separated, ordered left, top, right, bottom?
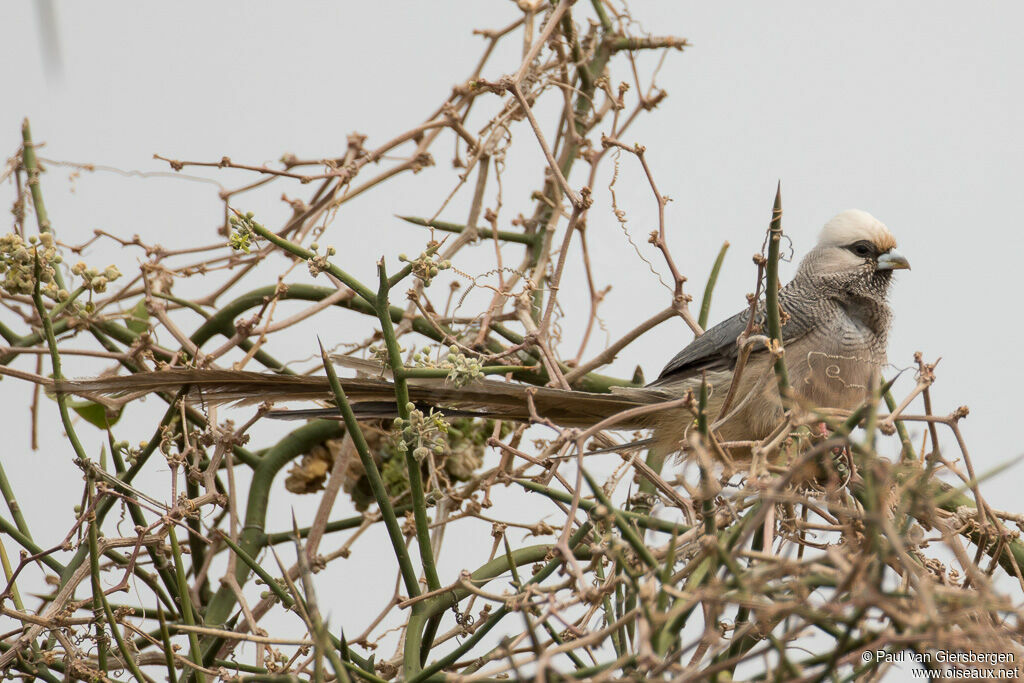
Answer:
697, 376, 716, 536
264, 504, 413, 545
152, 291, 212, 318
218, 533, 295, 609
398, 365, 527, 380
99, 454, 181, 614
32, 252, 88, 461
47, 284, 86, 319
87, 480, 108, 673
698, 241, 729, 329
99, 589, 148, 682
590, 0, 613, 30
0, 318, 22, 344
411, 523, 594, 683
157, 606, 179, 683
386, 243, 441, 290
0, 536, 26, 612
655, 505, 757, 654
318, 345, 421, 598
764, 184, 789, 393
594, 558, 624, 657
0, 641, 61, 682
376, 261, 440, 594
513, 478, 687, 534
0, 460, 33, 542
202, 420, 344, 632
21, 119, 65, 291
580, 469, 657, 569
884, 388, 915, 461
168, 526, 205, 683
0, 516, 64, 574
246, 218, 375, 303
418, 613, 443, 667
723, 526, 763, 670
396, 215, 534, 245
635, 447, 665, 507
369, 259, 439, 680
185, 475, 211, 607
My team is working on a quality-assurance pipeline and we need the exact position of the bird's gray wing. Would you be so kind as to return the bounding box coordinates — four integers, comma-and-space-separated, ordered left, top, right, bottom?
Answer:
650, 293, 816, 386
650, 309, 754, 385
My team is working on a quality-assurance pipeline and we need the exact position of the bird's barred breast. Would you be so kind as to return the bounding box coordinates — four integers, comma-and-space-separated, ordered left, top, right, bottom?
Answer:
787, 325, 885, 411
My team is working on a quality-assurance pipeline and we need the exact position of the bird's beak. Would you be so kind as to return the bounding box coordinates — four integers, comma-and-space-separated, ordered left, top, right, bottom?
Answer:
877, 248, 911, 271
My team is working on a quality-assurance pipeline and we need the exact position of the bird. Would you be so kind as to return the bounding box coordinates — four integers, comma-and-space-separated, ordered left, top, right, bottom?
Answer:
640, 208, 909, 453
58, 209, 908, 459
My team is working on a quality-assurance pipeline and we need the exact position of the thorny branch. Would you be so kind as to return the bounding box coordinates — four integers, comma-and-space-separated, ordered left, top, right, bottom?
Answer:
1, 3, 1021, 682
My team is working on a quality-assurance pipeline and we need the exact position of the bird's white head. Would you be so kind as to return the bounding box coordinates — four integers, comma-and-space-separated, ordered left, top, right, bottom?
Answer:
807, 209, 910, 275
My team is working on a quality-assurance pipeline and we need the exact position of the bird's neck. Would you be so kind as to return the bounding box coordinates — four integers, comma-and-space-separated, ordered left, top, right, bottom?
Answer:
837, 292, 892, 340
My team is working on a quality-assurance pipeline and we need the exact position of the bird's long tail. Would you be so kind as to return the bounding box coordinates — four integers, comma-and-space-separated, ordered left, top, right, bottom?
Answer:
56, 369, 660, 428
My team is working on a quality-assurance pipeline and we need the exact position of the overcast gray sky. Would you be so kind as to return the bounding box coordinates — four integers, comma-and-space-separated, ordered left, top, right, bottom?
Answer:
3, 1, 1023, 673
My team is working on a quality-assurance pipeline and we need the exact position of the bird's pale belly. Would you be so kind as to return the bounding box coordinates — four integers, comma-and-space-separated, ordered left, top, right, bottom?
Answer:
788, 346, 883, 412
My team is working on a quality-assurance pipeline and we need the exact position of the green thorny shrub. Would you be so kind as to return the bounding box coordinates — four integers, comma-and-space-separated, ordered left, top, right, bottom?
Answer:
1, 5, 1022, 683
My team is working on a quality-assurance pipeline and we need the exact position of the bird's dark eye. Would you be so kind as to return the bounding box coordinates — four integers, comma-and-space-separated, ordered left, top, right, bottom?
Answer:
847, 241, 875, 258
